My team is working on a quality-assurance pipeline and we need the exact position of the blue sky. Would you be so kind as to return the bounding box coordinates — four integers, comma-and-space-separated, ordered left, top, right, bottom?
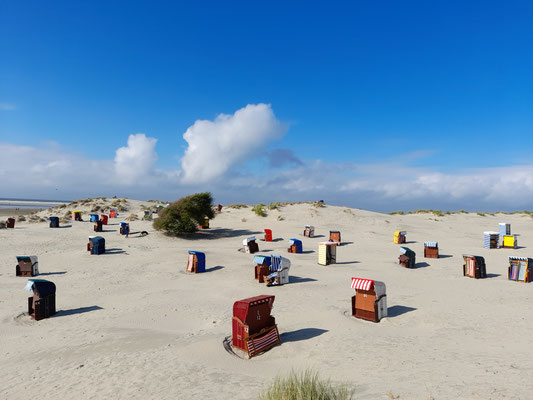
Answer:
1, 1, 533, 211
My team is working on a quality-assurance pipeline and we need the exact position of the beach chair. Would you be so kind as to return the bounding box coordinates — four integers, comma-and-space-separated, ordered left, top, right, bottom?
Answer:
394, 231, 406, 244
24, 279, 56, 321
6, 217, 15, 228
232, 295, 280, 358
243, 237, 259, 254
186, 251, 206, 273
254, 255, 271, 283
71, 211, 82, 221
217, 204, 223, 212
508, 257, 532, 283
329, 230, 341, 244
399, 247, 416, 268
424, 242, 439, 258
318, 242, 337, 265
501, 235, 517, 249
288, 239, 303, 253
87, 236, 105, 255
199, 217, 209, 229
264, 255, 291, 286
49, 216, 60, 228
304, 225, 314, 238
483, 231, 499, 248
463, 254, 486, 279
109, 209, 117, 218
120, 222, 130, 235
90, 214, 99, 222
351, 277, 387, 323
264, 229, 272, 242
94, 220, 103, 232
100, 215, 108, 225
15, 256, 39, 277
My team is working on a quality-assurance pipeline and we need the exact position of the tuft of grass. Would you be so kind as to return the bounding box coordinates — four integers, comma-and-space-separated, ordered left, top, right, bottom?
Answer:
90, 205, 101, 212
126, 213, 138, 221
268, 201, 281, 210
477, 212, 486, 216
406, 209, 444, 217
252, 204, 267, 217
142, 213, 152, 221
259, 370, 355, 400
227, 203, 248, 209
17, 215, 26, 222
388, 211, 404, 215
277, 215, 284, 221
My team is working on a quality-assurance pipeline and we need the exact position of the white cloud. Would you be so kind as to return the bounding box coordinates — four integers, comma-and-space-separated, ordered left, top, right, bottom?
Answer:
180, 103, 286, 183
114, 134, 158, 185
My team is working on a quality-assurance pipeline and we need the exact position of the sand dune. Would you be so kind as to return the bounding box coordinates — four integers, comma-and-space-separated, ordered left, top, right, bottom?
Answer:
1, 200, 532, 399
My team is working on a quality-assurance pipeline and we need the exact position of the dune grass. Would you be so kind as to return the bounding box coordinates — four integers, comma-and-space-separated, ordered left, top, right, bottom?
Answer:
252, 204, 267, 217
259, 370, 355, 400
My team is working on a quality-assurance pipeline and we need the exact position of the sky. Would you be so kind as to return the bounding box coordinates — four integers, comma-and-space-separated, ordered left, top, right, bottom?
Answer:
1, 1, 532, 211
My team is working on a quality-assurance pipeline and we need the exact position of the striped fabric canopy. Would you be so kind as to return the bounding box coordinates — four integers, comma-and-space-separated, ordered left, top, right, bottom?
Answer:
424, 241, 438, 247
245, 326, 280, 358
351, 277, 374, 291
509, 256, 528, 261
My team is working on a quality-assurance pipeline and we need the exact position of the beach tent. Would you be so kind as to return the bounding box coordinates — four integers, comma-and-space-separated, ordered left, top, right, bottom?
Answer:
49, 216, 60, 228
109, 209, 117, 218
6, 217, 15, 228
186, 251, 206, 273
508, 257, 532, 283
264, 255, 291, 286
463, 254, 487, 279
394, 231, 406, 244
398, 247, 416, 268
94, 220, 103, 232
499, 223, 511, 237
264, 229, 272, 242
424, 242, 439, 258
100, 215, 108, 225
15, 256, 39, 277
501, 235, 518, 249
87, 236, 105, 255
318, 242, 337, 265
71, 211, 82, 221
232, 295, 280, 358
351, 277, 387, 323
90, 214, 99, 222
304, 225, 315, 238
288, 239, 303, 253
483, 231, 499, 249
120, 222, 130, 235
24, 279, 56, 321
254, 255, 271, 283
243, 237, 259, 254
329, 230, 341, 244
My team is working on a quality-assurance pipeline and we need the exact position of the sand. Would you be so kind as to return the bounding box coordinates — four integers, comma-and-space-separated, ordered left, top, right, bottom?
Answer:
1, 200, 532, 399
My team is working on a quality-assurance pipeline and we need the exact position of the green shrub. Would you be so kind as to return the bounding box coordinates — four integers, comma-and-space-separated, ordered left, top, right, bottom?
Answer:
477, 212, 486, 216
126, 213, 138, 221
252, 204, 266, 217
268, 202, 281, 210
153, 192, 214, 235
260, 370, 355, 400
388, 211, 404, 215
227, 203, 248, 209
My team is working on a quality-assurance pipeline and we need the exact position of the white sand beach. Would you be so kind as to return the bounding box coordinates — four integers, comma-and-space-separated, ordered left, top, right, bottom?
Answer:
1, 199, 532, 399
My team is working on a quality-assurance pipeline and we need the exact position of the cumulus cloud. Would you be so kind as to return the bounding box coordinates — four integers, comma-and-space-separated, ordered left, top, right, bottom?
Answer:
114, 133, 158, 185
180, 103, 287, 183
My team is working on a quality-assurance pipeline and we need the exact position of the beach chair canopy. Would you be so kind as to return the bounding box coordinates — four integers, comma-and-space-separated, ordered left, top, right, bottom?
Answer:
351, 277, 387, 295
243, 237, 256, 245
188, 251, 205, 261
319, 241, 337, 246
253, 255, 271, 266
49, 216, 59, 222
305, 225, 314, 229
24, 279, 56, 297
424, 241, 438, 247
90, 236, 105, 244
233, 295, 275, 323
400, 247, 415, 256
288, 239, 302, 246
270, 255, 291, 271
71, 211, 82, 214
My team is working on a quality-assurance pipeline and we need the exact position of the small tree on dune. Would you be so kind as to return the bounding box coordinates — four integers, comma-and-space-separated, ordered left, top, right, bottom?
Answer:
153, 192, 215, 235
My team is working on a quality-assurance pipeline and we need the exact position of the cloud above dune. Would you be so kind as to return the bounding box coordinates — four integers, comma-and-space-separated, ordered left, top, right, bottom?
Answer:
179, 103, 287, 183
114, 133, 158, 185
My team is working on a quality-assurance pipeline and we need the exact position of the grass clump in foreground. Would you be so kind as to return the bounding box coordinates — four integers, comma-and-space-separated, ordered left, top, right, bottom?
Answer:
259, 370, 355, 400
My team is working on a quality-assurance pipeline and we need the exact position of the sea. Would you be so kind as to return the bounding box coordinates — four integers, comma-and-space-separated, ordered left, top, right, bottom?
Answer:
0, 198, 70, 209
